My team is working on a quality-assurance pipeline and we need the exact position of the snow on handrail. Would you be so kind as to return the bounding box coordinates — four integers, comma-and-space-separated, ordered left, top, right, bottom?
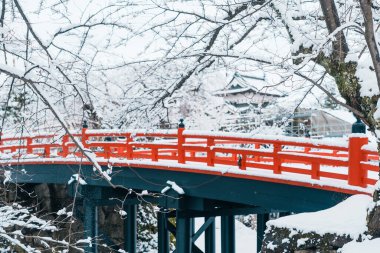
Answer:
0, 128, 377, 190
183, 130, 350, 150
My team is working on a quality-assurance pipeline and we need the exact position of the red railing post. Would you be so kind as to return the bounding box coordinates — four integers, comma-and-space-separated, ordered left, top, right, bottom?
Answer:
232, 153, 237, 162
311, 162, 320, 179
26, 137, 33, 154
207, 137, 215, 166
254, 143, 260, 162
126, 134, 133, 160
152, 147, 158, 162
117, 144, 124, 156
238, 154, 247, 170
178, 119, 185, 164
348, 135, 368, 187
104, 145, 111, 159
81, 121, 88, 149
44, 146, 51, 158
361, 152, 369, 187
273, 143, 281, 174
62, 134, 69, 157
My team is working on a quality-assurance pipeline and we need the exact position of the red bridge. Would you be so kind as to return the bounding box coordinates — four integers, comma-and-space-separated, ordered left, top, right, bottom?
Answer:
1, 127, 377, 194
0, 126, 378, 253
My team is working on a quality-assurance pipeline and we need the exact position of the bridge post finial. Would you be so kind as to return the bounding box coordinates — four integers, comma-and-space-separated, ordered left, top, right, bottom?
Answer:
83, 120, 89, 129
82, 120, 89, 148
352, 116, 366, 134
178, 119, 185, 129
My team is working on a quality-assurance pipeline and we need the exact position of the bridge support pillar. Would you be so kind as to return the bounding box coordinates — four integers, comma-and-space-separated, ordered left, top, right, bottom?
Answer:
83, 198, 98, 253
158, 209, 170, 253
257, 213, 269, 253
221, 215, 235, 253
124, 204, 137, 253
205, 217, 215, 253
190, 217, 195, 239
279, 211, 291, 217
176, 211, 192, 253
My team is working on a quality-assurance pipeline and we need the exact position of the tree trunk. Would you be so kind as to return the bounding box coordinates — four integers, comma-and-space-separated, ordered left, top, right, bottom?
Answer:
358, 0, 380, 238
319, 0, 349, 61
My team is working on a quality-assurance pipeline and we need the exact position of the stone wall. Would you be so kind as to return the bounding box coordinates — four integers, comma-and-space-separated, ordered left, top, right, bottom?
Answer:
261, 225, 354, 253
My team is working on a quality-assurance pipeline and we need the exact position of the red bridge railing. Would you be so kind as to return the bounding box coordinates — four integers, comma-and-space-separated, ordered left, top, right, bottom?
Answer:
0, 127, 378, 189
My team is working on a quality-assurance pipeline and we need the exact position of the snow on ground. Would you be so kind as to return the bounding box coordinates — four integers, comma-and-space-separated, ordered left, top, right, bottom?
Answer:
194, 217, 257, 253
267, 195, 372, 239
339, 238, 380, 253
142, 217, 257, 253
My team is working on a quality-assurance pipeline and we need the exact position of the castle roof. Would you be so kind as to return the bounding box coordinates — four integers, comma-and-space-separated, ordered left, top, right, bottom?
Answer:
214, 72, 284, 97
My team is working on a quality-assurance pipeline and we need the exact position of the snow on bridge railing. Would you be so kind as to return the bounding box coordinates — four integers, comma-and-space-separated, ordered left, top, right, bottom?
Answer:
0, 128, 378, 189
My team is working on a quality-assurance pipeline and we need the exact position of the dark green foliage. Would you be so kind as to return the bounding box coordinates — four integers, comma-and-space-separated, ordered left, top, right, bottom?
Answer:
1, 88, 34, 124
137, 204, 158, 252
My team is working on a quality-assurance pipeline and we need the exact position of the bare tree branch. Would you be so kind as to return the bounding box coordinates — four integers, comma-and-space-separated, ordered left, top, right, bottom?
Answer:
295, 71, 365, 118
359, 0, 380, 91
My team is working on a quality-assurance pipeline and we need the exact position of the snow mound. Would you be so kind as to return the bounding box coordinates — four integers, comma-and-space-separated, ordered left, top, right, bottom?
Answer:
339, 238, 380, 253
267, 195, 372, 239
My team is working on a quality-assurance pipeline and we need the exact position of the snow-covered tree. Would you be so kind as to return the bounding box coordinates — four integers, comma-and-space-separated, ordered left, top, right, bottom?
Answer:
0, 202, 87, 252
1, 0, 380, 243
136, 204, 158, 252
106, 0, 380, 235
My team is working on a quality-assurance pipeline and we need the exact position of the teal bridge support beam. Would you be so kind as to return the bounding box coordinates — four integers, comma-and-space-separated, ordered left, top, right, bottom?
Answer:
176, 210, 192, 253
257, 213, 270, 253
124, 204, 137, 253
204, 217, 215, 253
221, 215, 235, 253
83, 198, 98, 253
158, 209, 170, 253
